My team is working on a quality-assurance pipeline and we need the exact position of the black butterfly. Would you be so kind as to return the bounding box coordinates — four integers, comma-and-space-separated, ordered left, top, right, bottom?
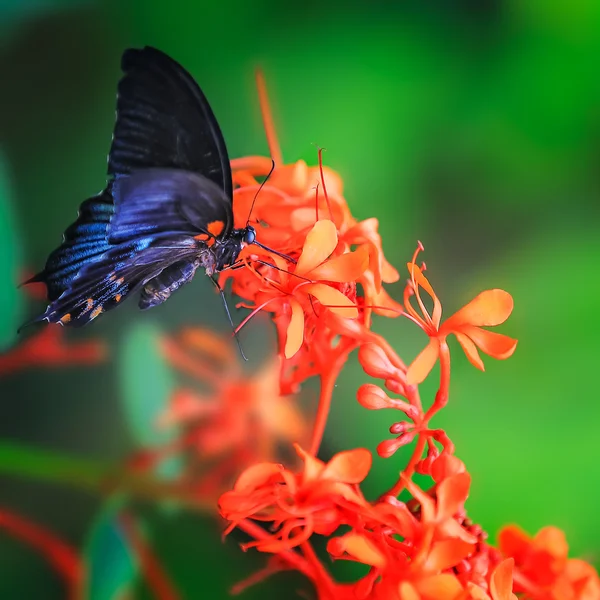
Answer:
24, 46, 286, 329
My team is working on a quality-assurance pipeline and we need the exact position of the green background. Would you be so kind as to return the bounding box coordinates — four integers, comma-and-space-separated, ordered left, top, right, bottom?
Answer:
1, 0, 599, 597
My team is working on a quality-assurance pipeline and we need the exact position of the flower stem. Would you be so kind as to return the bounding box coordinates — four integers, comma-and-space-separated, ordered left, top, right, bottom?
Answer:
383, 433, 427, 498
237, 519, 312, 577
118, 513, 180, 600
0, 507, 83, 600
255, 69, 283, 166
301, 541, 335, 595
0, 441, 212, 511
424, 340, 450, 421
309, 350, 350, 456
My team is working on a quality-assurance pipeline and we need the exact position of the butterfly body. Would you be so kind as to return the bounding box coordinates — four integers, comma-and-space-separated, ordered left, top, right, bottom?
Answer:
25, 47, 261, 328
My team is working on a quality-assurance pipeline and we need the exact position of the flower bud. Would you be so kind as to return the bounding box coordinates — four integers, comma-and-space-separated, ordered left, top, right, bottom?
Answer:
357, 384, 391, 410
358, 343, 399, 380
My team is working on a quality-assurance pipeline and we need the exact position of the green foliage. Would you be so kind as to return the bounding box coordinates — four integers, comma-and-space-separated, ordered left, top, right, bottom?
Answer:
0, 152, 23, 350
118, 323, 180, 478
84, 502, 138, 600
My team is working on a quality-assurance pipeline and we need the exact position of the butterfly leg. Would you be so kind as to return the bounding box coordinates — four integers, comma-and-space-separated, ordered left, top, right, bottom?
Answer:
209, 276, 248, 362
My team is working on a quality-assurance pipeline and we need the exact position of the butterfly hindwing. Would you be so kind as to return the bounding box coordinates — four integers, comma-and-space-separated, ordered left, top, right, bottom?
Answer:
39, 234, 202, 327
26, 189, 114, 302
108, 46, 233, 200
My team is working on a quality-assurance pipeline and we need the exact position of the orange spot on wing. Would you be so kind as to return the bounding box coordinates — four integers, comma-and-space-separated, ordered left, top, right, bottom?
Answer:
115, 277, 124, 285
85, 298, 94, 311
207, 221, 225, 237
115, 294, 122, 303
194, 233, 209, 242
90, 306, 104, 320
60, 314, 71, 324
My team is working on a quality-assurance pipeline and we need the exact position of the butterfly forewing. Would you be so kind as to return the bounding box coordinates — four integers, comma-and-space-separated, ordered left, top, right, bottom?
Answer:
108, 46, 233, 200
109, 169, 232, 244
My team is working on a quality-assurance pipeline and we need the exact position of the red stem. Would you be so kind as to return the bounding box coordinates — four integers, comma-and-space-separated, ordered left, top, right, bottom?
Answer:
237, 520, 313, 577
300, 540, 336, 595
383, 433, 427, 498
424, 340, 450, 421
0, 508, 83, 600
118, 513, 180, 600
309, 349, 351, 456
255, 70, 283, 166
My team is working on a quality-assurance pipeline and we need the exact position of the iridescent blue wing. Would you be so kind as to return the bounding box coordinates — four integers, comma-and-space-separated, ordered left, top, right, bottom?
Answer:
108, 46, 233, 201
109, 168, 232, 244
35, 234, 202, 327
24, 189, 114, 302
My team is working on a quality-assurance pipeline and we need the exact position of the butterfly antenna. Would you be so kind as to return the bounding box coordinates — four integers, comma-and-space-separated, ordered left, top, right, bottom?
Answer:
209, 276, 248, 362
245, 159, 276, 227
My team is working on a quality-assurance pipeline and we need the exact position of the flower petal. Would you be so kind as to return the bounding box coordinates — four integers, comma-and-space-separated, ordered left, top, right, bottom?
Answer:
458, 326, 518, 360
423, 543, 474, 577
436, 472, 471, 519
285, 299, 305, 359
303, 283, 359, 318
233, 462, 282, 492
442, 289, 513, 331
407, 262, 442, 327
406, 338, 440, 385
454, 332, 485, 371
416, 574, 465, 600
399, 582, 422, 600
328, 533, 386, 568
295, 219, 338, 275
321, 448, 372, 484
293, 443, 326, 481
269, 160, 309, 195
306, 244, 369, 283
497, 525, 531, 563
534, 526, 569, 559
490, 559, 515, 600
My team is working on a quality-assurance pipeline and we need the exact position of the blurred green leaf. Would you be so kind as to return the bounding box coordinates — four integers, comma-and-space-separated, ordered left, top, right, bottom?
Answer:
84, 502, 137, 600
118, 323, 179, 478
0, 152, 23, 350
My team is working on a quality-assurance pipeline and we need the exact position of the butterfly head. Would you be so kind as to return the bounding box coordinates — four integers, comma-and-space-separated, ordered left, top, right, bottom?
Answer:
212, 225, 256, 272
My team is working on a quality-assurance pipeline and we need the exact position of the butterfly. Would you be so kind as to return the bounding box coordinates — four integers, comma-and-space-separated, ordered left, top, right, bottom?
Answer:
23, 46, 287, 329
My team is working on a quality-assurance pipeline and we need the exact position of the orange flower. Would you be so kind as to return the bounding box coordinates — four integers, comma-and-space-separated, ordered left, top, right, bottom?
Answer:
219, 444, 372, 553
499, 525, 600, 600
221, 68, 400, 374
235, 219, 370, 359
404, 245, 517, 385
130, 327, 309, 504
0, 326, 106, 376
463, 559, 517, 600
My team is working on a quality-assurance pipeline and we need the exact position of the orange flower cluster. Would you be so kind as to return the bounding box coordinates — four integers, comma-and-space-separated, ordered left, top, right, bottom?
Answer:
216, 72, 598, 599
222, 138, 400, 398
127, 327, 309, 506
